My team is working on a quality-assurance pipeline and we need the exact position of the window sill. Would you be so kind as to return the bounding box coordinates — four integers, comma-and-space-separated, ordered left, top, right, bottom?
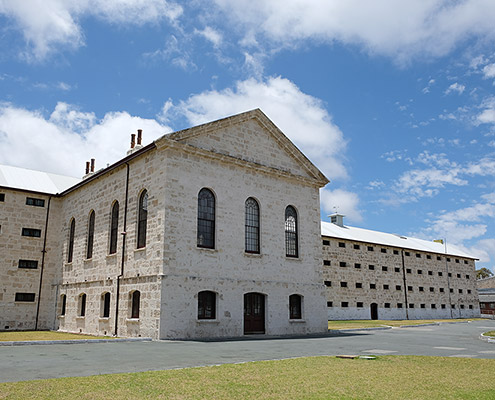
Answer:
126, 318, 140, 323
196, 247, 218, 253
285, 256, 301, 261
76, 316, 85, 320
83, 258, 93, 263
289, 319, 306, 323
58, 315, 65, 319
244, 252, 262, 258
134, 247, 146, 253
99, 317, 110, 321
106, 253, 117, 259
196, 319, 220, 324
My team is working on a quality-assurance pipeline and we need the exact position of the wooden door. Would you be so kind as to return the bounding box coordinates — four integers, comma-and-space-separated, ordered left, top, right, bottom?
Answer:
244, 293, 265, 334
370, 303, 378, 320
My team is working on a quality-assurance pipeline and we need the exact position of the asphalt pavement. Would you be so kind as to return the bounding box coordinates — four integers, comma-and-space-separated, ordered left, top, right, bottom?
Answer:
1, 319, 494, 383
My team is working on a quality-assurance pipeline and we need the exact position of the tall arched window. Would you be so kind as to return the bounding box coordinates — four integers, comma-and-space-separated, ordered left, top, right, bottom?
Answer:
289, 294, 302, 319
197, 188, 215, 249
79, 293, 87, 317
109, 201, 119, 254
101, 292, 111, 318
86, 211, 95, 259
245, 197, 260, 254
131, 290, 140, 319
67, 218, 75, 263
198, 291, 216, 319
137, 190, 148, 249
285, 206, 298, 258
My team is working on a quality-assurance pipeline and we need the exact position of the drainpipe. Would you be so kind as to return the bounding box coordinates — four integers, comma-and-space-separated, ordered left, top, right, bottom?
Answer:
401, 250, 409, 320
35, 196, 51, 330
114, 163, 130, 336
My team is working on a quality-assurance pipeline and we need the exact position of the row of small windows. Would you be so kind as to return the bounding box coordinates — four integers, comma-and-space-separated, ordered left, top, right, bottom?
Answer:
197, 188, 299, 257
0, 194, 44, 206
325, 240, 470, 264
324, 280, 472, 294
67, 190, 148, 263
59, 291, 141, 319
327, 301, 474, 309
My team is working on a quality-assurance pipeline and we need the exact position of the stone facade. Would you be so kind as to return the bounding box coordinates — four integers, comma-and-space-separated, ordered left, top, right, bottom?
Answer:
1, 109, 329, 339
477, 276, 495, 289
322, 226, 480, 320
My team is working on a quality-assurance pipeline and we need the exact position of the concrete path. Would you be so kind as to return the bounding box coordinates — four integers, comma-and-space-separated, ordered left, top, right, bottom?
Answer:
1, 320, 494, 383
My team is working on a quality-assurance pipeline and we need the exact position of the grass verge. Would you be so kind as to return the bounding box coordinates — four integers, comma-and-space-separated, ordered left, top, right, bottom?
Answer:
328, 318, 479, 330
0, 331, 113, 342
1, 356, 494, 399
483, 330, 495, 337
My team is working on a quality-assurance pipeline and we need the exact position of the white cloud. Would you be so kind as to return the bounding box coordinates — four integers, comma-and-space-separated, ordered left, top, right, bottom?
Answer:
320, 188, 362, 223
0, 102, 171, 176
161, 76, 348, 180
445, 82, 465, 95
0, 0, 182, 60
483, 63, 495, 79
195, 26, 222, 48
212, 0, 495, 63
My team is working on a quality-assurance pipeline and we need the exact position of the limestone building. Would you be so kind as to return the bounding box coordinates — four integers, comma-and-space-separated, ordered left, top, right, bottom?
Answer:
0, 109, 329, 339
322, 214, 480, 320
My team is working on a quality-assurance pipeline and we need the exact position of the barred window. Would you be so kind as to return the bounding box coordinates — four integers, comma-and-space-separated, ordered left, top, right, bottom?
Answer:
26, 197, 45, 207
67, 219, 75, 263
137, 190, 148, 249
131, 291, 140, 319
15, 292, 35, 302
18, 259, 38, 269
198, 291, 216, 319
197, 189, 215, 249
109, 202, 119, 254
285, 206, 298, 257
245, 197, 260, 254
86, 211, 95, 259
22, 228, 41, 238
289, 294, 302, 319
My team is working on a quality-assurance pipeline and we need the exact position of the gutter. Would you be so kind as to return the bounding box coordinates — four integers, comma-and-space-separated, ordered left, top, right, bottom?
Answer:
35, 196, 51, 330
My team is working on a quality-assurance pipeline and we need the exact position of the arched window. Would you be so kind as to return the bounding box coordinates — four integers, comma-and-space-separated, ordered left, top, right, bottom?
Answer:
197, 188, 215, 249
67, 218, 75, 263
245, 197, 260, 254
109, 201, 119, 254
101, 292, 111, 318
285, 206, 298, 257
79, 293, 87, 317
137, 190, 148, 249
198, 291, 216, 319
131, 291, 140, 319
86, 211, 95, 259
60, 294, 66, 316
289, 294, 302, 319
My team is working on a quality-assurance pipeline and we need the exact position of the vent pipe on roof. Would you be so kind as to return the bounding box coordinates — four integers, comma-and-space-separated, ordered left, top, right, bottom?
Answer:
137, 129, 142, 145
90, 158, 95, 173
127, 129, 143, 155
130, 133, 136, 149
85, 161, 90, 175
329, 213, 345, 227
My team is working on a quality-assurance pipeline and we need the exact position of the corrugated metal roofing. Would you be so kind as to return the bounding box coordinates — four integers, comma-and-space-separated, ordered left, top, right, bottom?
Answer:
0, 164, 80, 194
321, 221, 477, 259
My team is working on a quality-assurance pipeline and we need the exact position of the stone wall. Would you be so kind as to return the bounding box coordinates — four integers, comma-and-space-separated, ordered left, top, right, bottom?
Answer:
477, 276, 495, 289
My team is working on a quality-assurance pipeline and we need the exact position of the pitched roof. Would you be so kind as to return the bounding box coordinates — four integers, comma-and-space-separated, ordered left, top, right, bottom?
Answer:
321, 221, 477, 259
0, 164, 80, 194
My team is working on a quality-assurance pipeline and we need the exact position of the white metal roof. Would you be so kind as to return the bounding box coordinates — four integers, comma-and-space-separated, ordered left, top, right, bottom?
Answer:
321, 221, 477, 259
0, 164, 80, 194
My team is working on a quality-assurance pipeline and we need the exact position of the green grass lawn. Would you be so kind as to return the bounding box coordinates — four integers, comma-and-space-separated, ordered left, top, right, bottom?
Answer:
1, 356, 494, 399
0, 331, 113, 342
483, 330, 495, 337
328, 318, 479, 330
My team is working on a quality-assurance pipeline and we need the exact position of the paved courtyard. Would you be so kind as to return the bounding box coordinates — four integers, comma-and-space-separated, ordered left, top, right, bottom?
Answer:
1, 319, 494, 383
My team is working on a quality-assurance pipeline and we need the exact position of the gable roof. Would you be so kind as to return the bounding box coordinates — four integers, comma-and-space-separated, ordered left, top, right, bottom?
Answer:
161, 109, 329, 186
321, 220, 477, 259
0, 164, 81, 195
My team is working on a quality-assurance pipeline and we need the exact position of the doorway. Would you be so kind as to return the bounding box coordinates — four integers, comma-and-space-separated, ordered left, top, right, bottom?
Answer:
244, 293, 265, 334
370, 303, 378, 320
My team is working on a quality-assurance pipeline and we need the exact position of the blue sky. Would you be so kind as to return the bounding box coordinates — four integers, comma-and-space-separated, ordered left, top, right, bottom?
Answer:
1, 1, 495, 272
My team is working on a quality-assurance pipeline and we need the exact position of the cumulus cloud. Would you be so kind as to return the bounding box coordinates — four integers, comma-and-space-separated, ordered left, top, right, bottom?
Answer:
160, 76, 348, 180
445, 82, 465, 95
195, 26, 222, 48
0, 0, 182, 60
482, 63, 495, 79
212, 0, 495, 63
320, 188, 362, 223
0, 102, 171, 176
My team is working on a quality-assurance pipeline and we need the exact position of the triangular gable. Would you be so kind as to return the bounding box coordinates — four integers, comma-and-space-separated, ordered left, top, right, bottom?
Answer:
158, 109, 329, 185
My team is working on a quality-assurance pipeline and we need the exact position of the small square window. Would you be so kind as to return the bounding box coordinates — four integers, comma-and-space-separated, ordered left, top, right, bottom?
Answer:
419, 286, 424, 292
354, 263, 361, 269
357, 302, 363, 308
405, 251, 410, 256
381, 248, 387, 253
340, 282, 347, 288
369, 265, 375, 270
417, 269, 422, 275
469, 305, 473, 309
396, 285, 401, 290
446, 257, 451, 262
353, 244, 360, 250
428, 271, 433, 276
408, 286, 413, 292
455, 259, 460, 263
441, 304, 446, 309
426, 255, 432, 260
323, 260, 331, 266
451, 304, 456, 309
438, 271, 443, 277
382, 266, 388, 272
324, 281, 332, 287
397, 303, 403, 308
466, 275, 470, 280
341, 302, 349, 307
459, 289, 463, 294
431, 304, 436, 309
339, 261, 346, 267
457, 273, 461, 278
467, 289, 471, 294
409, 303, 415, 308
420, 304, 426, 309
464, 260, 468, 265
0, 193, 5, 202
416, 253, 421, 258
440, 288, 444, 293
327, 301, 333, 307
394, 267, 400, 272
406, 268, 412, 274
450, 288, 454, 293
383, 284, 389, 290
339, 242, 346, 248
370, 283, 376, 289
323, 240, 330, 246
429, 287, 434, 292
437, 256, 441, 261
355, 282, 362, 288
393, 250, 399, 255
460, 304, 465, 309
367, 246, 374, 251
384, 303, 390, 308
448, 273, 452, 277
